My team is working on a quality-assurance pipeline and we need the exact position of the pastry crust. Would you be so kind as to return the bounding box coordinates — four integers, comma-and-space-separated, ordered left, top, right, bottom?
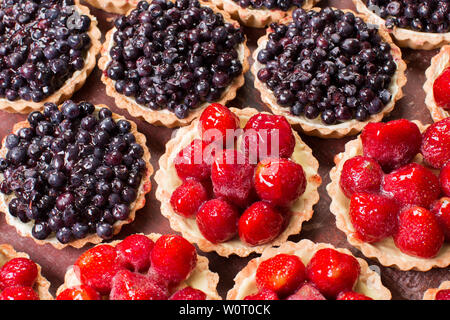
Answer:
56, 233, 222, 300
424, 45, 450, 122
353, 0, 450, 50
0, 243, 53, 300
155, 107, 322, 257
83, 0, 140, 14
210, 0, 319, 28
0, 1, 102, 114
251, 7, 407, 139
98, 0, 250, 128
0, 104, 153, 250
226, 239, 392, 300
326, 121, 450, 271
423, 281, 450, 300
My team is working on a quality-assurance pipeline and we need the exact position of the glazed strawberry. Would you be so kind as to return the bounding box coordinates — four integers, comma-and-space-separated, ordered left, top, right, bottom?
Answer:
0, 257, 38, 290
286, 283, 326, 300
382, 163, 440, 208
337, 291, 373, 300
244, 288, 279, 300
170, 180, 208, 218
433, 66, 450, 111
110, 270, 169, 300
196, 199, 239, 243
116, 234, 155, 273
436, 289, 450, 300
306, 248, 360, 299
174, 139, 214, 182
339, 156, 383, 198
361, 119, 421, 172
349, 193, 399, 243
57, 285, 101, 300
211, 149, 255, 207
241, 113, 295, 162
74, 244, 124, 295
440, 162, 450, 196
238, 201, 284, 246
199, 103, 240, 145
169, 287, 207, 300
255, 254, 306, 298
394, 207, 444, 258
421, 118, 450, 169
0, 285, 39, 300
254, 158, 306, 207
150, 234, 197, 284
430, 198, 450, 241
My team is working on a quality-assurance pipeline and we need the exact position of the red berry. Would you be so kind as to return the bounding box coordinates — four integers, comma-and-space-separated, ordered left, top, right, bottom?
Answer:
254, 158, 306, 207
170, 180, 208, 218
433, 66, 450, 111
211, 149, 255, 207
174, 139, 214, 181
440, 162, 450, 196
430, 198, 450, 242
169, 287, 207, 300
382, 163, 440, 208
286, 283, 326, 300
244, 288, 279, 300
116, 234, 155, 273
337, 291, 373, 300
436, 289, 450, 300
361, 119, 421, 172
196, 199, 239, 243
394, 206, 444, 258
306, 248, 360, 299
349, 193, 399, 243
241, 113, 295, 161
150, 234, 197, 284
0, 285, 39, 300
339, 156, 383, 198
0, 258, 38, 290
255, 254, 306, 298
199, 103, 240, 145
74, 244, 124, 295
110, 270, 169, 300
421, 118, 450, 169
57, 285, 101, 300
238, 201, 284, 246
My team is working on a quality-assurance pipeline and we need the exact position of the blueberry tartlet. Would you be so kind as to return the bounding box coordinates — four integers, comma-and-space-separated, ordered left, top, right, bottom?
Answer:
0, 0, 101, 113
0, 101, 153, 249
210, 0, 319, 28
252, 7, 407, 138
354, 0, 450, 50
84, 0, 140, 14
99, 0, 250, 128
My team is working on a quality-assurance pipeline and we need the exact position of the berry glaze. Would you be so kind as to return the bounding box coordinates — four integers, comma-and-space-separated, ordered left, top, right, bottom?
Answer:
233, 0, 305, 11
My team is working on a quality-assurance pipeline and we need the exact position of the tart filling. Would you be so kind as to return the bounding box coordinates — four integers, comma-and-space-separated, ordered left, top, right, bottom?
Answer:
99, 0, 250, 128
423, 281, 450, 300
252, 7, 406, 138
0, 0, 101, 113
227, 240, 391, 300
0, 102, 153, 249
83, 0, 141, 14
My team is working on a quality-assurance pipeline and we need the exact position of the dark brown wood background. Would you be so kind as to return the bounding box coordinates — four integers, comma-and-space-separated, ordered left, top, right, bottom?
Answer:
0, 0, 448, 300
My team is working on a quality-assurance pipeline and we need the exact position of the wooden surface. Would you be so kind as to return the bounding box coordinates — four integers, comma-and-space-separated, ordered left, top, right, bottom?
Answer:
0, 0, 448, 300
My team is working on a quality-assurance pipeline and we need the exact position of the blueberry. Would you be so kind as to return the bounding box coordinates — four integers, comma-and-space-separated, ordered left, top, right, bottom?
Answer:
96, 223, 113, 239
56, 227, 73, 244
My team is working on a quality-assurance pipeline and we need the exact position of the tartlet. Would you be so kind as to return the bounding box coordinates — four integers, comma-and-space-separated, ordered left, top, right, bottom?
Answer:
83, 0, 140, 14
155, 107, 321, 257
423, 281, 450, 300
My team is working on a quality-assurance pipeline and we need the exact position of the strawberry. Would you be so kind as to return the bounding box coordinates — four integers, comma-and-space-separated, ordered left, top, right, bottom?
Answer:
116, 234, 155, 273
349, 193, 399, 243
199, 103, 240, 145
339, 156, 383, 198
440, 161, 450, 196
254, 158, 306, 207
337, 291, 373, 300
361, 119, 421, 172
0, 285, 39, 300
286, 283, 326, 300
421, 118, 450, 169
430, 198, 450, 241
306, 248, 360, 299
110, 270, 169, 300
238, 201, 284, 246
150, 234, 197, 284
169, 287, 207, 300
56, 285, 101, 300
394, 206, 444, 258
255, 254, 306, 298
74, 244, 124, 295
436, 289, 450, 300
382, 163, 440, 208
196, 199, 239, 243
170, 180, 208, 218
0, 257, 38, 290
174, 139, 214, 182
433, 66, 450, 111
244, 288, 279, 300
